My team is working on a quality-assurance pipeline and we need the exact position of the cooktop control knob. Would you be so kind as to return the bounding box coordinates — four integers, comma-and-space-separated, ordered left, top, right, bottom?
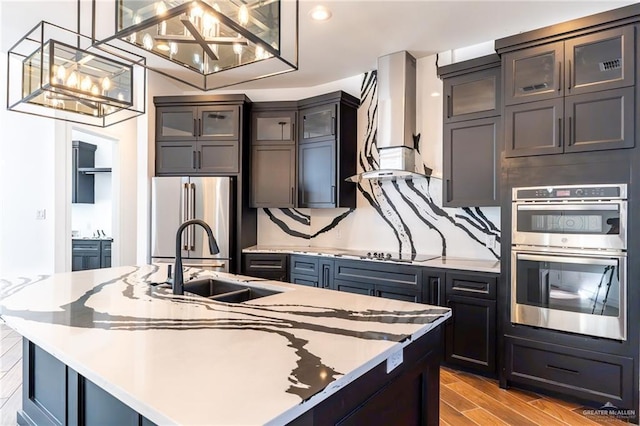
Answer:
385, 254, 392, 259
575, 188, 584, 196
367, 252, 372, 257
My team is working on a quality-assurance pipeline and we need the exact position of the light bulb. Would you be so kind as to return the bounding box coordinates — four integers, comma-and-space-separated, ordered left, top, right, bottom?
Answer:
55, 65, 66, 82
203, 13, 214, 30
133, 14, 142, 24
101, 76, 111, 91
170, 42, 179, 55
157, 43, 170, 51
80, 76, 92, 92
117, 93, 125, 102
233, 43, 243, 55
309, 6, 332, 21
67, 71, 78, 88
255, 45, 265, 60
91, 85, 99, 96
143, 33, 154, 50
156, 1, 167, 16
193, 53, 201, 65
238, 4, 249, 26
213, 65, 220, 72
191, 4, 203, 19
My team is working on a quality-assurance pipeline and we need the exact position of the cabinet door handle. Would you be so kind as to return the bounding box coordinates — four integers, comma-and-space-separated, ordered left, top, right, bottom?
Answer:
430, 277, 440, 305
445, 179, 452, 202
568, 116, 573, 147
547, 364, 579, 375
199, 118, 202, 137
291, 122, 295, 141
192, 151, 197, 169
557, 61, 562, 92
291, 187, 294, 205
193, 118, 197, 136
331, 116, 336, 135
331, 185, 336, 204
558, 118, 563, 147
447, 95, 452, 118
323, 266, 330, 288
567, 60, 572, 91
197, 150, 202, 169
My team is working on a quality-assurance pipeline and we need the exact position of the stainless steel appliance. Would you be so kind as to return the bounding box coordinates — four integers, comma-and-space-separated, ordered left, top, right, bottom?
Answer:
151, 177, 231, 271
511, 183, 627, 340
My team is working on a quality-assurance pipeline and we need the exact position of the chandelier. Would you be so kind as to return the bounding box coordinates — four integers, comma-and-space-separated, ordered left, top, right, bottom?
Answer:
94, 0, 299, 90
7, 21, 146, 127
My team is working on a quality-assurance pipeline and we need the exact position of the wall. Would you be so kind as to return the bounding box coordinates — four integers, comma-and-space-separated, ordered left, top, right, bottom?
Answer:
256, 55, 501, 260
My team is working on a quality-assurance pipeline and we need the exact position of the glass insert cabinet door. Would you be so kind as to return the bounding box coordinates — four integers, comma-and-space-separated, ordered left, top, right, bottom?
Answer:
514, 253, 623, 318
301, 104, 336, 141
199, 106, 239, 140
504, 42, 563, 105
157, 106, 198, 140
253, 111, 296, 144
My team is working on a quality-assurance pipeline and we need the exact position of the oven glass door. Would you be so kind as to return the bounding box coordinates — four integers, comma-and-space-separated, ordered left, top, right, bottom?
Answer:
511, 250, 626, 340
512, 202, 626, 249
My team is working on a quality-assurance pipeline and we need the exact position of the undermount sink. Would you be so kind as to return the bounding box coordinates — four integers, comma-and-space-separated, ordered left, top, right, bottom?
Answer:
182, 278, 281, 303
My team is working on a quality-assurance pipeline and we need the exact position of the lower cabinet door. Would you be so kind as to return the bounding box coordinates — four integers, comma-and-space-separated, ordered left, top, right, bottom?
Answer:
198, 140, 239, 174
504, 98, 564, 157
505, 336, 634, 409
156, 142, 197, 175
290, 273, 319, 287
445, 294, 496, 374
334, 279, 373, 296
298, 139, 336, 208
250, 145, 295, 208
374, 284, 421, 303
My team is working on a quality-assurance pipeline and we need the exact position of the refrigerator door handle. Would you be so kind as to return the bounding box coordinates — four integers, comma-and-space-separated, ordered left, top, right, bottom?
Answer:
190, 182, 196, 251
182, 183, 189, 250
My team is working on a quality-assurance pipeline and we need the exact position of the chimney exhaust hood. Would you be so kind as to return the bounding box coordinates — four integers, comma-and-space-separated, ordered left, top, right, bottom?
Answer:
347, 51, 432, 183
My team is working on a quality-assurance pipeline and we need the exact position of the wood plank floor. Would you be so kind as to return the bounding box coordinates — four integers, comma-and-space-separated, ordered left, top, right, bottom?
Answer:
441, 367, 631, 426
0, 320, 632, 425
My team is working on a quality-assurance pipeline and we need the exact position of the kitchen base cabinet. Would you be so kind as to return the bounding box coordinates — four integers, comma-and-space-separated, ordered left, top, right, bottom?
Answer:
72, 240, 112, 271
18, 339, 156, 426
505, 336, 634, 411
334, 279, 374, 296
289, 325, 443, 426
444, 271, 497, 376
289, 256, 334, 289
241, 253, 288, 281
333, 260, 422, 301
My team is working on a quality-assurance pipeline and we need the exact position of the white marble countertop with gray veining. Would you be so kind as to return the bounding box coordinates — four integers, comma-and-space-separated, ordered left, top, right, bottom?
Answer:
0, 265, 450, 426
243, 245, 500, 274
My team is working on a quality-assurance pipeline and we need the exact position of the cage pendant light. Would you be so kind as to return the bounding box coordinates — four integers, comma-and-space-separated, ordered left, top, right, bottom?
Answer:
93, 0, 298, 91
7, 21, 146, 127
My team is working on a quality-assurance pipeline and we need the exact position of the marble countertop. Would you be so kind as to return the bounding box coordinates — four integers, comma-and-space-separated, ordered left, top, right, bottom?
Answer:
243, 245, 501, 274
0, 265, 450, 426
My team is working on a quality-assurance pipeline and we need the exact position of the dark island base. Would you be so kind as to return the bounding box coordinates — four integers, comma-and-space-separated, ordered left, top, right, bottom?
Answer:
288, 325, 443, 426
17, 325, 443, 426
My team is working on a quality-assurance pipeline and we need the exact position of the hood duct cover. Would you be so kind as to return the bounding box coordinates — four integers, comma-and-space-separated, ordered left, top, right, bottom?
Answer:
348, 51, 431, 183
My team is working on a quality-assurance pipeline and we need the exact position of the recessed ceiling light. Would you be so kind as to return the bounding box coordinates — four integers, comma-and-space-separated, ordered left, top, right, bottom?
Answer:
309, 5, 332, 21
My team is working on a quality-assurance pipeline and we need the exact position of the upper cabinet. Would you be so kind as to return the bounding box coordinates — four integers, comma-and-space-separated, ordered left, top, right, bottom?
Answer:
249, 92, 358, 209
297, 92, 359, 209
504, 27, 635, 105
438, 55, 501, 207
154, 95, 249, 176
501, 25, 636, 157
444, 65, 502, 123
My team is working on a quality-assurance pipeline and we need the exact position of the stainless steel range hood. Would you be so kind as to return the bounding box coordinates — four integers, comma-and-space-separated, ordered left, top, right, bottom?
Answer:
348, 51, 432, 183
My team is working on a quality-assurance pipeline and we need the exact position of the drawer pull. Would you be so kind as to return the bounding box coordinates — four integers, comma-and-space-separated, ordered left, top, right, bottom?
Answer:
452, 282, 488, 294
547, 364, 579, 375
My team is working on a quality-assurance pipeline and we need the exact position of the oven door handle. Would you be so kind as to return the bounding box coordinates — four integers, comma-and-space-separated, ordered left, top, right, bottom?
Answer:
515, 203, 622, 211
516, 252, 621, 266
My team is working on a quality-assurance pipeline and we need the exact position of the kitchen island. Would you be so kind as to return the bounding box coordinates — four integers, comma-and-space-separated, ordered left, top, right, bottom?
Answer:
0, 265, 450, 425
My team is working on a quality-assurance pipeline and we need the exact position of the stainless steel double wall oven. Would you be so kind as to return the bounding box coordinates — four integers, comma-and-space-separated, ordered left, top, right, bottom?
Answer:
511, 184, 627, 340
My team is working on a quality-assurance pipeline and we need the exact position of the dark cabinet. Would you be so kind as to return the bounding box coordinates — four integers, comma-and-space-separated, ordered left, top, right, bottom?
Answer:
154, 96, 248, 176
156, 105, 240, 142
298, 139, 336, 208
250, 145, 295, 207
241, 253, 288, 281
289, 255, 333, 289
444, 271, 497, 375
443, 65, 501, 123
72, 141, 97, 204
333, 259, 422, 302
505, 336, 634, 410
438, 55, 501, 207
443, 117, 501, 207
297, 91, 358, 209
422, 270, 446, 307
72, 240, 112, 271
250, 106, 297, 208
502, 25, 636, 157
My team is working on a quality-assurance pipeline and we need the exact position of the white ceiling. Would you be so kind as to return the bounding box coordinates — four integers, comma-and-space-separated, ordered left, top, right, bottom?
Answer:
1, 0, 637, 90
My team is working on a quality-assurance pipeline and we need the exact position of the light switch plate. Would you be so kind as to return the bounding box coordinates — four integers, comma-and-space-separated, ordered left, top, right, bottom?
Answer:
36, 209, 46, 220
386, 346, 403, 373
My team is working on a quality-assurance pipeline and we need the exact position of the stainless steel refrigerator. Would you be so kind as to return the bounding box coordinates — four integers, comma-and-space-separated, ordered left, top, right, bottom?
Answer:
151, 177, 231, 271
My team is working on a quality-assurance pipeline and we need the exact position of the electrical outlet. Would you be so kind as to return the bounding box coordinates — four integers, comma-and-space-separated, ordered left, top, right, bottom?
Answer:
386, 346, 404, 373
485, 234, 496, 250
36, 209, 46, 220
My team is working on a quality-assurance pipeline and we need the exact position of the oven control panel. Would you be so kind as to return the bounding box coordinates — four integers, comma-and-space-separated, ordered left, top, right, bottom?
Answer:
514, 184, 626, 200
